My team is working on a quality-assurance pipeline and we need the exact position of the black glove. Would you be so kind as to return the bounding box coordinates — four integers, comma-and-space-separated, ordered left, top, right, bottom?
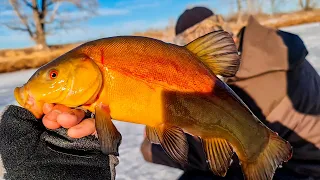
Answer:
0, 105, 118, 180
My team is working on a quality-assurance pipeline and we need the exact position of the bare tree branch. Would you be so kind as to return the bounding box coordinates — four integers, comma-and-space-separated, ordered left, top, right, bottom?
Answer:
299, 0, 304, 8
22, 0, 35, 9
46, 0, 54, 7
299, 0, 313, 10
2, 0, 98, 49
9, 0, 34, 38
236, 0, 243, 24
44, 1, 61, 24
236, 0, 242, 12
3, 24, 29, 31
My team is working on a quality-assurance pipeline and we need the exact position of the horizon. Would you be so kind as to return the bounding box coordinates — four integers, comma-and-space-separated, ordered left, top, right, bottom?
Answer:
0, 0, 310, 49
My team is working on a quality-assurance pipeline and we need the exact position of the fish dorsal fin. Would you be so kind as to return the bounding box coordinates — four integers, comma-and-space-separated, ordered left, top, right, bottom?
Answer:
202, 138, 234, 177
156, 125, 189, 166
185, 30, 240, 77
145, 126, 160, 144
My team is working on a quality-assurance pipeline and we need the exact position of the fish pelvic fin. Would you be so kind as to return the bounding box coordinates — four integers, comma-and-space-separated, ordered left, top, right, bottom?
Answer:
156, 125, 189, 166
185, 30, 240, 77
202, 138, 234, 177
240, 132, 293, 180
145, 126, 160, 144
95, 103, 122, 156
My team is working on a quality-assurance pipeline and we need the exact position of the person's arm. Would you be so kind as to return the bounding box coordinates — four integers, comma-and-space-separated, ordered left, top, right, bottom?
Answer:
0, 105, 117, 180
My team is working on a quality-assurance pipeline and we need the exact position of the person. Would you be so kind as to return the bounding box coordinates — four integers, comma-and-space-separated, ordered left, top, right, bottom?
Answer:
140, 6, 320, 180
0, 104, 118, 180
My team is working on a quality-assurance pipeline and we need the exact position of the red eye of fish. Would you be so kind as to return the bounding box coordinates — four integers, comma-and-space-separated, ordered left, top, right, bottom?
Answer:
49, 70, 58, 79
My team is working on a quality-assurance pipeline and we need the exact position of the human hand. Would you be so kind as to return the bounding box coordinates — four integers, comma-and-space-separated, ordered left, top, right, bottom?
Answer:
0, 105, 115, 180
42, 103, 97, 138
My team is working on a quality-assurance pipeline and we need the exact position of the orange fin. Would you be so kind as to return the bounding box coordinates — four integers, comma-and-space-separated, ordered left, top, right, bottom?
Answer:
202, 138, 234, 177
146, 126, 160, 144
95, 104, 122, 156
157, 125, 189, 166
240, 132, 293, 180
185, 30, 240, 77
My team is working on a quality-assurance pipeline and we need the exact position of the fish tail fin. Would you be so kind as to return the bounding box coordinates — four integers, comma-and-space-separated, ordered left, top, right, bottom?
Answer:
185, 30, 240, 77
240, 132, 292, 180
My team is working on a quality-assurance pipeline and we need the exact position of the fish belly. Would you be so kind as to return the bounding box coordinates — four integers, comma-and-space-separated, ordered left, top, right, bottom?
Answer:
163, 91, 270, 161
96, 68, 166, 127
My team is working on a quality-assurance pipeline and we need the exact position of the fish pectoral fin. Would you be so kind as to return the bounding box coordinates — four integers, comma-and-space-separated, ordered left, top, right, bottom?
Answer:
202, 138, 234, 177
157, 125, 188, 166
95, 104, 122, 156
185, 30, 240, 77
145, 126, 160, 144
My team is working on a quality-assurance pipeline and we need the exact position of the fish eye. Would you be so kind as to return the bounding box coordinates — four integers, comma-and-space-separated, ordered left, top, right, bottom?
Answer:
49, 69, 58, 80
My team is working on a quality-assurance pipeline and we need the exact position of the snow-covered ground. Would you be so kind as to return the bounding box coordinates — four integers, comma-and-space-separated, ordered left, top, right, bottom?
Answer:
0, 22, 319, 180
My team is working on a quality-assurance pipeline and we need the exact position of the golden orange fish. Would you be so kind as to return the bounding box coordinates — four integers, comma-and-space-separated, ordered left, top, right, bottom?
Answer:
14, 30, 292, 180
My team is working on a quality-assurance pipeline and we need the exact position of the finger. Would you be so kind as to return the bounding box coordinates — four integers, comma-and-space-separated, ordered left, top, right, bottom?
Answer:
43, 103, 54, 114
43, 104, 71, 115
57, 109, 86, 128
91, 130, 97, 136
143, 128, 147, 138
42, 104, 71, 128
67, 118, 96, 139
140, 137, 152, 162
42, 110, 61, 129
51, 104, 71, 113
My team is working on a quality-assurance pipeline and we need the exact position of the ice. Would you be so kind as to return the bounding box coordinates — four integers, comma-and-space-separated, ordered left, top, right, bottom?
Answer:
0, 22, 319, 180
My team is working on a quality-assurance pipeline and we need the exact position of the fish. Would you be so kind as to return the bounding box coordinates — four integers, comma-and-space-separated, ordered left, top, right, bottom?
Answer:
14, 30, 292, 180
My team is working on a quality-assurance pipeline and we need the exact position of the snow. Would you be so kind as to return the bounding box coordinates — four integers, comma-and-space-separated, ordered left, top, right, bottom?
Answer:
0, 22, 319, 180
281, 22, 320, 71
0, 69, 36, 111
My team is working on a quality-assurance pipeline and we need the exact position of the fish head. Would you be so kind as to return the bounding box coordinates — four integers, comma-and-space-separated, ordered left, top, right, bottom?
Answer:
14, 52, 103, 119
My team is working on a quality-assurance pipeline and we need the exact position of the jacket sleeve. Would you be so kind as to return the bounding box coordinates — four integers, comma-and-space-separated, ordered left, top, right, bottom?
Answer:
0, 105, 114, 180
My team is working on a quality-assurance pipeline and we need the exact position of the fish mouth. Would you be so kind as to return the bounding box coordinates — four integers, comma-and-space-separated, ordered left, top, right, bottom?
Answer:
14, 86, 44, 119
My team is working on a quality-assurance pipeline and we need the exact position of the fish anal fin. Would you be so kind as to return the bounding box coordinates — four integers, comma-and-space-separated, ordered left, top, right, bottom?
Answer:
202, 138, 234, 177
157, 125, 188, 166
95, 103, 122, 156
185, 30, 240, 77
240, 132, 293, 180
145, 126, 160, 144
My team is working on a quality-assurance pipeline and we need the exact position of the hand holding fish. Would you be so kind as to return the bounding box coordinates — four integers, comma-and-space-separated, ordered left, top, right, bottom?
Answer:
0, 105, 115, 180
42, 103, 96, 138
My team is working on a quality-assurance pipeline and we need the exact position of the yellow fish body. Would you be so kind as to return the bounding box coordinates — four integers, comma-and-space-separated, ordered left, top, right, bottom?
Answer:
14, 30, 292, 180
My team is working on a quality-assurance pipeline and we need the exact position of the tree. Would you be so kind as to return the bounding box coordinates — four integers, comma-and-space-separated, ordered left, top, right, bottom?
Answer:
298, 0, 314, 11
270, 0, 277, 14
236, 0, 242, 12
236, 0, 243, 24
269, 0, 287, 14
246, 0, 254, 13
1, 0, 98, 50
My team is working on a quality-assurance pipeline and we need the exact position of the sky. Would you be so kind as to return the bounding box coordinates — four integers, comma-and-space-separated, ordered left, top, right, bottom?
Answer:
0, 0, 305, 49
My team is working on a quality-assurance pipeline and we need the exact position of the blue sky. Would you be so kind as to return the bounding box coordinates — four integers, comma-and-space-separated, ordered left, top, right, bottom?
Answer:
0, 0, 303, 49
